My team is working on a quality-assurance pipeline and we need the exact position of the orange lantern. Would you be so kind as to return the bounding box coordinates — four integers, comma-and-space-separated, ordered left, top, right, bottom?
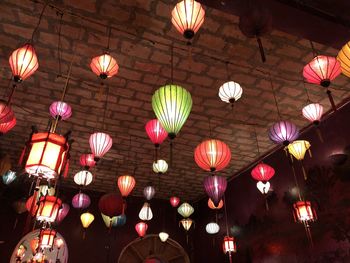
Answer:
223, 236, 237, 254
117, 175, 136, 197
293, 200, 317, 224
208, 198, 223, 210
39, 229, 56, 249
30, 238, 39, 255
36, 195, 62, 223
90, 53, 119, 79
25, 132, 69, 179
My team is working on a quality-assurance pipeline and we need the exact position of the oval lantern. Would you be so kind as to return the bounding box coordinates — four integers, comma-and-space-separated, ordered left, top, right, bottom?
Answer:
268, 121, 299, 146
135, 222, 148, 238
206, 222, 220, 234
208, 198, 224, 210
170, 196, 180, 208
49, 101, 72, 121
89, 132, 113, 161
74, 170, 93, 186
302, 103, 323, 125
56, 203, 70, 224
90, 53, 119, 79
203, 175, 227, 207
98, 193, 124, 217
152, 159, 168, 174
138, 202, 153, 221
145, 119, 168, 147
79, 153, 96, 169
218, 81, 243, 105
251, 163, 275, 182
0, 117, 16, 135
72, 193, 91, 209
194, 139, 231, 172
177, 202, 194, 218
143, 185, 156, 201
117, 175, 136, 197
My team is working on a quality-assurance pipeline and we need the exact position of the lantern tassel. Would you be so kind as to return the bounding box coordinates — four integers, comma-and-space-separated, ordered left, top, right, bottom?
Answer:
326, 89, 337, 111
256, 36, 266, 63
316, 128, 324, 143
63, 159, 70, 179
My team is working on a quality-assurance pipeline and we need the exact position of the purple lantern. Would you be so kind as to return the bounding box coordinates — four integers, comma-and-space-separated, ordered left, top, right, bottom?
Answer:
56, 203, 70, 223
203, 175, 227, 207
49, 101, 72, 120
72, 192, 91, 209
268, 120, 299, 146
143, 185, 155, 201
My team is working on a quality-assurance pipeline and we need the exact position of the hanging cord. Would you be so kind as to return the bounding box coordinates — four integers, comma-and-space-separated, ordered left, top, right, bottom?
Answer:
56, 10, 64, 77
253, 126, 260, 156
309, 40, 318, 58
208, 118, 213, 138
269, 73, 282, 120
303, 80, 311, 103
101, 84, 110, 131
30, 1, 49, 43
223, 195, 229, 236
106, 26, 112, 52
171, 43, 174, 83
97, 26, 112, 101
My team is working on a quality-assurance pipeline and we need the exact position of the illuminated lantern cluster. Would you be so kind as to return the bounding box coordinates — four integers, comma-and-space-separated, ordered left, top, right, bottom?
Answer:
117, 175, 136, 197
89, 132, 113, 161
90, 53, 119, 79
218, 81, 243, 105
177, 202, 194, 218
79, 153, 96, 170
269, 121, 299, 146
293, 201, 317, 225
203, 175, 227, 207
170, 196, 180, 208
152, 159, 168, 174
74, 170, 93, 186
49, 101, 72, 121
36, 196, 62, 223
135, 222, 148, 238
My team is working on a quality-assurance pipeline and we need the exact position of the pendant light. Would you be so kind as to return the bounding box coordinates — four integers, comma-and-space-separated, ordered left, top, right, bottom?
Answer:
251, 163, 275, 182
117, 175, 136, 198
56, 203, 70, 224
138, 202, 153, 221
89, 132, 113, 161
218, 64, 243, 108
36, 195, 62, 223
180, 218, 193, 231
135, 222, 148, 238
203, 175, 227, 207
256, 181, 270, 194
79, 153, 96, 170
49, 101, 72, 121
39, 228, 56, 249
143, 184, 156, 201
159, 232, 169, 242
74, 170, 93, 186
170, 196, 180, 207
287, 140, 311, 180
145, 119, 168, 159
80, 212, 94, 239
302, 103, 323, 126
2, 170, 16, 185
293, 200, 317, 246
72, 192, 91, 209
208, 198, 224, 210
152, 159, 168, 174
206, 222, 220, 234
177, 202, 194, 218
0, 117, 16, 135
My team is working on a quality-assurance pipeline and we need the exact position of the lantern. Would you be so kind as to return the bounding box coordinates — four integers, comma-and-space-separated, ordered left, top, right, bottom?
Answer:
72, 193, 91, 209
170, 196, 180, 208
49, 101, 72, 121
223, 236, 237, 254
206, 222, 220, 234
56, 203, 70, 223
55, 238, 64, 250
287, 140, 311, 161
101, 213, 127, 228
74, 170, 93, 186
117, 175, 136, 197
257, 181, 270, 194
2, 170, 16, 185
145, 119, 168, 147
139, 202, 153, 221
9, 43, 39, 82
218, 81, 243, 105
98, 193, 124, 217
177, 202, 194, 218
152, 85, 192, 139
80, 212, 95, 228
293, 200, 317, 224
171, 0, 205, 40
30, 238, 39, 255
302, 103, 323, 125
26, 195, 39, 216
194, 139, 231, 172
337, 41, 350, 77
90, 53, 119, 79
159, 232, 169, 242
36, 195, 62, 223
180, 218, 193, 231
143, 185, 156, 201
79, 153, 96, 169
135, 222, 148, 238
0, 100, 14, 123
25, 132, 69, 179
0, 117, 16, 135
269, 121, 299, 146
251, 163, 275, 182
39, 229, 56, 249
16, 244, 26, 260
89, 132, 112, 161
208, 198, 224, 210
203, 175, 227, 207
152, 159, 168, 174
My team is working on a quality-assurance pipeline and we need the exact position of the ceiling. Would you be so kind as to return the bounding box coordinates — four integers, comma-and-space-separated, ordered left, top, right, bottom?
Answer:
0, 0, 349, 201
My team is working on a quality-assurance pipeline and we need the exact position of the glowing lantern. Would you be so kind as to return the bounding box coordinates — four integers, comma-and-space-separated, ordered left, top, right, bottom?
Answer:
72, 193, 91, 209
9, 43, 39, 82
177, 202, 194, 218
180, 218, 193, 231
152, 85, 192, 139
338, 41, 350, 77
194, 139, 231, 172
74, 170, 93, 186
293, 201, 317, 225
80, 212, 95, 228
223, 236, 237, 254
218, 81, 243, 105
152, 159, 168, 174
251, 163, 275, 182
0, 117, 16, 135
159, 232, 169, 242
269, 121, 299, 146
171, 0, 205, 40
79, 153, 96, 169
287, 140, 311, 161
302, 103, 323, 125
55, 238, 64, 250
139, 202, 153, 221
26, 195, 38, 216
49, 101, 72, 121
2, 170, 16, 185
135, 222, 148, 238
25, 132, 69, 179
98, 193, 124, 217
206, 222, 220, 234
0, 100, 14, 123
208, 198, 223, 210
170, 196, 180, 207
39, 229, 56, 249
143, 185, 156, 201
90, 53, 119, 79
56, 203, 70, 223
117, 175, 136, 197
145, 119, 168, 147
203, 175, 227, 207
101, 213, 127, 228
256, 181, 270, 194
16, 244, 26, 260
30, 238, 39, 255
89, 132, 112, 161
36, 195, 62, 223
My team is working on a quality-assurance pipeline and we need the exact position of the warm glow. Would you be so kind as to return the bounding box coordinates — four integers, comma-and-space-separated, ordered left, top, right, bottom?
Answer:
180, 218, 193, 231
159, 232, 169, 242
30, 238, 39, 255
80, 212, 95, 228
177, 202, 194, 218
89, 132, 113, 160
16, 244, 26, 259
138, 202, 153, 221
49, 101, 72, 120
55, 238, 64, 249
135, 222, 148, 237
79, 153, 96, 169
90, 53, 119, 79
287, 140, 311, 161
0, 117, 16, 135
302, 103, 323, 124
218, 81, 243, 104
170, 196, 180, 207
337, 41, 350, 77
39, 229, 56, 249
251, 162, 275, 182
206, 222, 220, 234
208, 198, 224, 210
145, 119, 168, 146
222, 236, 237, 254
36, 196, 62, 223
269, 121, 299, 145
117, 175, 136, 197
293, 201, 317, 223
152, 159, 168, 174
257, 181, 270, 194
74, 170, 93, 186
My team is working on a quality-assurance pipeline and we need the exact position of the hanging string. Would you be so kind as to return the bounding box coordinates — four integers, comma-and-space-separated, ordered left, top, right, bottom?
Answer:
57, 11, 64, 77
208, 118, 213, 138
309, 40, 318, 58
303, 80, 311, 103
30, 1, 49, 43
269, 73, 282, 120
101, 84, 110, 131
171, 43, 174, 84
253, 127, 260, 156
223, 195, 230, 236
106, 26, 112, 52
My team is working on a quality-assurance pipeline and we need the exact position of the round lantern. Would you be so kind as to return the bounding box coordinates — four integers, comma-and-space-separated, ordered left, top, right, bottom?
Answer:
135, 222, 148, 238
159, 232, 169, 242
117, 175, 136, 197
49, 101, 72, 121
9, 43, 39, 82
293, 200, 317, 224
79, 153, 96, 169
145, 119, 168, 147
36, 196, 62, 223
138, 202, 153, 221
39, 228, 56, 249
80, 212, 95, 228
194, 139, 231, 172
203, 175, 227, 207
90, 53, 119, 79
287, 140, 311, 161
74, 170, 93, 186
251, 163, 275, 182
206, 222, 220, 234
218, 81, 243, 105
72, 193, 91, 209
170, 196, 180, 208
143, 185, 156, 201
89, 132, 112, 161
222, 236, 237, 254
152, 159, 168, 174
180, 218, 193, 231
56, 203, 70, 224
208, 198, 224, 210
268, 121, 299, 146
152, 85, 192, 139
302, 103, 323, 125
0, 117, 16, 135
171, 0, 205, 40
177, 202, 194, 218
98, 193, 124, 217
256, 181, 270, 194
2, 170, 16, 185
0, 100, 14, 123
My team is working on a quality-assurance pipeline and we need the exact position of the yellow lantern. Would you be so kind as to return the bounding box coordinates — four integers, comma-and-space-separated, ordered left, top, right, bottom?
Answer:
337, 41, 350, 77
287, 140, 311, 180
81, 212, 94, 228
177, 202, 194, 218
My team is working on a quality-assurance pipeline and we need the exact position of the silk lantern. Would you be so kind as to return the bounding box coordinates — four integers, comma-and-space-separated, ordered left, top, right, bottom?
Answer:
206, 222, 220, 234
143, 185, 156, 201
208, 198, 224, 210
101, 213, 127, 228
79, 153, 96, 169
36, 196, 62, 223
135, 222, 148, 238
159, 232, 169, 242
177, 202, 194, 218
152, 159, 168, 174
90, 53, 119, 79
72, 193, 91, 209
56, 203, 70, 223
170, 196, 180, 208
293, 201, 317, 225
302, 103, 323, 125
49, 101, 72, 121
117, 175, 136, 197
269, 121, 299, 146
139, 202, 153, 221
218, 81, 243, 105
256, 181, 270, 194
180, 218, 193, 231
89, 132, 112, 161
74, 170, 93, 186
251, 163, 275, 182
2, 170, 16, 185
98, 193, 124, 217
203, 175, 227, 207
287, 140, 311, 180
0, 117, 16, 135
0, 100, 14, 123
145, 119, 168, 147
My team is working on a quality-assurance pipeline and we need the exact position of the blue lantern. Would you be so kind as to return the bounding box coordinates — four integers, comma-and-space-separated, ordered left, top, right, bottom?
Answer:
2, 170, 16, 185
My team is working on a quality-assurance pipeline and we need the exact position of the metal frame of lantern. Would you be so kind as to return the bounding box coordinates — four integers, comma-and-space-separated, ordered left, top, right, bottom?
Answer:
36, 195, 62, 224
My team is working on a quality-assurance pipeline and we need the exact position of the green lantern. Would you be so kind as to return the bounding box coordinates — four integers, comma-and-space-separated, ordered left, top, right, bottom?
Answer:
152, 85, 192, 139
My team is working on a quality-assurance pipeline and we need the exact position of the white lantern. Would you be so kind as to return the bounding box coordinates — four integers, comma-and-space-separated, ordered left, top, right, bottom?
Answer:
256, 181, 270, 194
138, 202, 153, 221
159, 232, 169, 242
74, 170, 93, 186
206, 222, 220, 234
152, 159, 168, 174
218, 81, 243, 104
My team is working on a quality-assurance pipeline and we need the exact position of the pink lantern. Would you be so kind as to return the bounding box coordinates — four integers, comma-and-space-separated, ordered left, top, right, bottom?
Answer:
135, 222, 148, 238
170, 196, 180, 208
145, 119, 168, 147
56, 203, 70, 223
302, 103, 323, 125
251, 163, 275, 182
89, 132, 113, 161
0, 117, 16, 135
79, 153, 96, 169
203, 175, 227, 207
72, 193, 91, 209
0, 100, 14, 123
49, 101, 72, 120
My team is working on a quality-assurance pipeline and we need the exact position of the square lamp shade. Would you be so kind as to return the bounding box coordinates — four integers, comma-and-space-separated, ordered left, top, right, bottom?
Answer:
25, 132, 68, 179
39, 229, 56, 249
36, 196, 62, 223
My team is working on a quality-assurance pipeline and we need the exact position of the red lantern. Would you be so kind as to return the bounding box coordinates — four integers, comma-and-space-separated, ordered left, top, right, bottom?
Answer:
26, 194, 38, 216
39, 228, 56, 249
79, 153, 96, 169
9, 43, 39, 82
170, 196, 180, 208
145, 119, 168, 147
90, 53, 119, 79
30, 238, 39, 255
36, 195, 62, 223
98, 193, 125, 217
293, 200, 317, 224
117, 175, 136, 197
0, 117, 16, 135
194, 139, 231, 172
0, 100, 15, 123
208, 198, 223, 210
223, 236, 237, 254
89, 132, 113, 161
25, 132, 69, 179
251, 163, 275, 182
135, 222, 148, 238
